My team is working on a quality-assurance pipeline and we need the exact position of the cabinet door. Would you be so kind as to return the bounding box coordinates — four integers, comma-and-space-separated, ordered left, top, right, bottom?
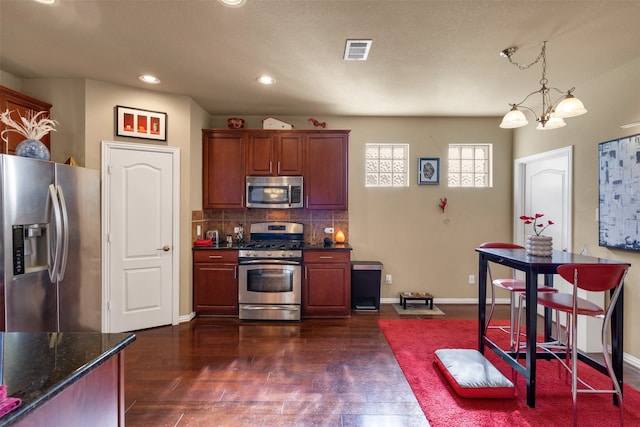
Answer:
302, 251, 351, 317
0, 86, 52, 155
276, 133, 303, 176
193, 263, 238, 314
246, 133, 274, 176
202, 130, 245, 209
305, 132, 348, 210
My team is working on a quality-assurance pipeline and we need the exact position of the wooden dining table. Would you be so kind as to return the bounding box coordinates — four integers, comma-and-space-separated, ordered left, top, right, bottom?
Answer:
476, 247, 629, 408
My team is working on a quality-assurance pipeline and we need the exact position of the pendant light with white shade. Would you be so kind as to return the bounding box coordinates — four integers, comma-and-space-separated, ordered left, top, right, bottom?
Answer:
499, 41, 587, 130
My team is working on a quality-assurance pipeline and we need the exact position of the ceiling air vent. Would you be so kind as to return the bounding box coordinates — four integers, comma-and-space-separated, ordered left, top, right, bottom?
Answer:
344, 39, 372, 61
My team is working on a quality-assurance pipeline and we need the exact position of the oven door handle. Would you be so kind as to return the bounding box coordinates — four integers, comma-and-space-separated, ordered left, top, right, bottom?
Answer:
242, 305, 300, 312
239, 259, 301, 266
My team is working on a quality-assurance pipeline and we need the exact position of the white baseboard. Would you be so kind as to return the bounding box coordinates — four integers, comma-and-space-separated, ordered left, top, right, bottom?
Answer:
380, 297, 511, 305
179, 312, 196, 323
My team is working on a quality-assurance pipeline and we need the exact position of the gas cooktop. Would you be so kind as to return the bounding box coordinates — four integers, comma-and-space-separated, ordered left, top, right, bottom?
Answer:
240, 240, 303, 250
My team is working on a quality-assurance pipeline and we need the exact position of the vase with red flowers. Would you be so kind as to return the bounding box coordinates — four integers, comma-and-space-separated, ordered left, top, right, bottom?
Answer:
520, 213, 554, 256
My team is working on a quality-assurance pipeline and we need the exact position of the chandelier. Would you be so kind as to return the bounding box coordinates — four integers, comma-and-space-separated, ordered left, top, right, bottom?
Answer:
499, 41, 587, 130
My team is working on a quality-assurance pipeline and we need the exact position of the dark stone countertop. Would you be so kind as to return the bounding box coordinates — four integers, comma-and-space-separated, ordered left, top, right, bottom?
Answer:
0, 332, 136, 426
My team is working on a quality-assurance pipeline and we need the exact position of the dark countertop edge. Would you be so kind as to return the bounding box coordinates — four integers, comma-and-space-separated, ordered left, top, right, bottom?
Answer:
193, 243, 353, 250
193, 245, 239, 250
2, 333, 136, 426
302, 243, 352, 250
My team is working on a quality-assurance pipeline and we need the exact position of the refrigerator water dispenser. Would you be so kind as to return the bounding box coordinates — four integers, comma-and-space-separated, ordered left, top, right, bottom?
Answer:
12, 224, 49, 275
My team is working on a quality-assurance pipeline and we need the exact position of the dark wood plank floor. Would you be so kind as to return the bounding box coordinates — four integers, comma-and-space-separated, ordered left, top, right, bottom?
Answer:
124, 304, 640, 426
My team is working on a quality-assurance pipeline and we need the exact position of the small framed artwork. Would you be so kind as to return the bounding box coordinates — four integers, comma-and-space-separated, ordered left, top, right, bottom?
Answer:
116, 105, 167, 141
418, 157, 440, 185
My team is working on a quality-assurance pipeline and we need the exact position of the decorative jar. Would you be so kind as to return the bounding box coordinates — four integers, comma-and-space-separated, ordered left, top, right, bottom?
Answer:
15, 139, 50, 161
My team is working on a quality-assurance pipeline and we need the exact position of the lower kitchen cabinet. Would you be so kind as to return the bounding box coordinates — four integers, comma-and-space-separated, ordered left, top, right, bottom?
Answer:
193, 250, 238, 315
302, 250, 351, 317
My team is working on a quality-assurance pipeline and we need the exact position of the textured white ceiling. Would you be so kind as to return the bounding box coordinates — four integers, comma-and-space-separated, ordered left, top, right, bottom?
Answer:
1, 0, 639, 117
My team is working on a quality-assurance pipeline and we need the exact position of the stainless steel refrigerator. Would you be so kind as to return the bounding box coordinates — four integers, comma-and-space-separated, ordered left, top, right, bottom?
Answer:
0, 154, 101, 332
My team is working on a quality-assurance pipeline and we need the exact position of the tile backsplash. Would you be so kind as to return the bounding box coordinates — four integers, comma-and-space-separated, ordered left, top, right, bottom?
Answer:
192, 209, 349, 244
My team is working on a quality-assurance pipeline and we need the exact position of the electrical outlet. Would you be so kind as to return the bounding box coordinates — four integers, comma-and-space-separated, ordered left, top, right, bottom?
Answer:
324, 227, 334, 234
385, 274, 392, 284
196, 225, 201, 236
468, 274, 475, 284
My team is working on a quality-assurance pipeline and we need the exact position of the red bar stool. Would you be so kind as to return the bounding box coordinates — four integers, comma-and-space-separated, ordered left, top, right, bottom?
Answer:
480, 242, 557, 351
536, 263, 628, 426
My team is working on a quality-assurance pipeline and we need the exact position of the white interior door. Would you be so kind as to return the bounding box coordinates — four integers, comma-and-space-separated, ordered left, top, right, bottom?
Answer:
102, 141, 180, 332
515, 146, 601, 352
515, 146, 572, 253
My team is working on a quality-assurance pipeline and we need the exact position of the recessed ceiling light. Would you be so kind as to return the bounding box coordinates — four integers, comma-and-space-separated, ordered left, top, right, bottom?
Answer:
257, 75, 276, 85
33, 0, 57, 4
218, 0, 247, 7
138, 75, 161, 84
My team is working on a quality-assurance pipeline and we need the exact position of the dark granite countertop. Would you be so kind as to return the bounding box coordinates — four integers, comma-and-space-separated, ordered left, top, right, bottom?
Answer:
0, 332, 136, 426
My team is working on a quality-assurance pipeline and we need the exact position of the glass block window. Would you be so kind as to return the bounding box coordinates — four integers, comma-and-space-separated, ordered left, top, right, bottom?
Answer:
365, 144, 409, 187
448, 144, 493, 187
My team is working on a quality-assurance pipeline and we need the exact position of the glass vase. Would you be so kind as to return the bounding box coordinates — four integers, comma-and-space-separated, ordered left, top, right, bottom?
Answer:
15, 139, 50, 161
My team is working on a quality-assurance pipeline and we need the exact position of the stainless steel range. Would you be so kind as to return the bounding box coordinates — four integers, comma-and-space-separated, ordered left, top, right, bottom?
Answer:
238, 222, 303, 321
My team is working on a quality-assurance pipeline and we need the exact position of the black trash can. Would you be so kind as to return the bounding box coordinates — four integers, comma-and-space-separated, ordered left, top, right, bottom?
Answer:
351, 261, 383, 311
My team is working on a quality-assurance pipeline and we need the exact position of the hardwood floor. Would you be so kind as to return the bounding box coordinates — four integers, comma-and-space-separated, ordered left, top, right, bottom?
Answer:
124, 304, 640, 426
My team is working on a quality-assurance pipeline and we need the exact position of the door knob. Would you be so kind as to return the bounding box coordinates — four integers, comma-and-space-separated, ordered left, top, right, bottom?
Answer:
158, 245, 170, 251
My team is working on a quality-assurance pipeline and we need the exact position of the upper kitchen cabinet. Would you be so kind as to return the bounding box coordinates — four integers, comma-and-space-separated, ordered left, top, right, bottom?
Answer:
246, 131, 303, 176
0, 86, 52, 155
305, 131, 349, 210
202, 130, 246, 209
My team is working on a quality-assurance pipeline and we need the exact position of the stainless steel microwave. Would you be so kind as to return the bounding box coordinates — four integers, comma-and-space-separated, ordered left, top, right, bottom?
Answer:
246, 176, 303, 209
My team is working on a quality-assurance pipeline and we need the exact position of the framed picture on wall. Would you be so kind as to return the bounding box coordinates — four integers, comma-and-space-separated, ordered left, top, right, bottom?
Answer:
598, 133, 640, 250
116, 105, 167, 141
418, 157, 439, 185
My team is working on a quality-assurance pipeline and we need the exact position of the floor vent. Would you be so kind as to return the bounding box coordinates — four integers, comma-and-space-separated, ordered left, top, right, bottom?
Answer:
344, 39, 372, 61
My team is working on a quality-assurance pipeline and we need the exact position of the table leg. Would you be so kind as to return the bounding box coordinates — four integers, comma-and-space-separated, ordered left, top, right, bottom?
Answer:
611, 285, 624, 405
478, 255, 488, 354
543, 274, 554, 340
525, 269, 538, 408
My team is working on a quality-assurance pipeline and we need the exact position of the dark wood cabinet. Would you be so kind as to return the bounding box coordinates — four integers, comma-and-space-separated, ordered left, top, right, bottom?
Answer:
305, 131, 349, 210
193, 250, 239, 315
202, 128, 348, 210
302, 250, 351, 317
246, 132, 303, 176
0, 86, 52, 155
202, 130, 245, 209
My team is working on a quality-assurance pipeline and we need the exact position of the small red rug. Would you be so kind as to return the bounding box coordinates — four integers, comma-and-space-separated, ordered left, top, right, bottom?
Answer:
379, 319, 640, 426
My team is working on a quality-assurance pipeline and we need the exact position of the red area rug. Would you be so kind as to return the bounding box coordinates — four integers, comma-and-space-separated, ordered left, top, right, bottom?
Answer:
379, 319, 640, 426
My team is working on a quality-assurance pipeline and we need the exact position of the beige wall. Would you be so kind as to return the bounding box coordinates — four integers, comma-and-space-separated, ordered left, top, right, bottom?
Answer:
513, 57, 640, 360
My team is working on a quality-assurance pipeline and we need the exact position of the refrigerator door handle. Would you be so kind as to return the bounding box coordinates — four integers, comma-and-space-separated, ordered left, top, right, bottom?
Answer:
56, 185, 69, 281
48, 184, 63, 283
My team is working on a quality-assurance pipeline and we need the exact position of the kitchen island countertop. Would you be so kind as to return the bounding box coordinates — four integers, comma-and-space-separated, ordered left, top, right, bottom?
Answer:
0, 331, 135, 426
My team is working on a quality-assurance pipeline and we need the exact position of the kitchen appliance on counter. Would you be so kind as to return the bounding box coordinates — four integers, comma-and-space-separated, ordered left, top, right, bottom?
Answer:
246, 176, 303, 209
0, 155, 101, 332
238, 222, 303, 321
